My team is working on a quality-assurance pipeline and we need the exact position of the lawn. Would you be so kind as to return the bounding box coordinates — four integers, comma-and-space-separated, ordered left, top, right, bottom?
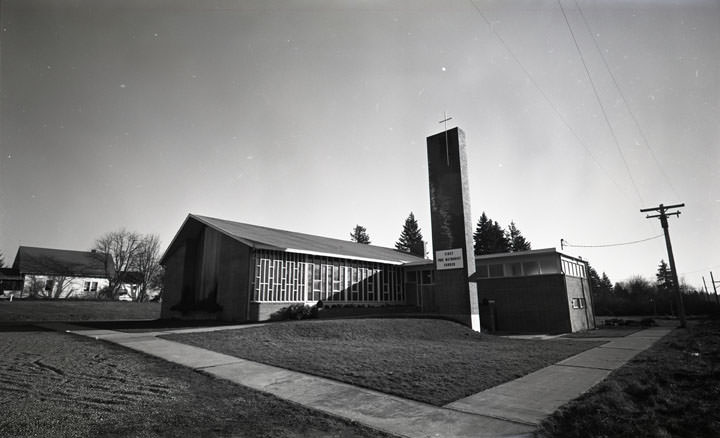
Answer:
538, 319, 720, 438
0, 300, 160, 322
164, 318, 603, 406
0, 329, 392, 438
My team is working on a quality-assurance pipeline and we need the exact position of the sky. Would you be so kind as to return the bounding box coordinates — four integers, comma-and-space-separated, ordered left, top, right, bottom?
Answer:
1, 0, 718, 289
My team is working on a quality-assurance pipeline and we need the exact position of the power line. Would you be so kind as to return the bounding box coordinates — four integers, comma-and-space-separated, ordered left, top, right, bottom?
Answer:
561, 234, 663, 248
465, 0, 637, 207
573, 0, 681, 200
557, 0, 644, 205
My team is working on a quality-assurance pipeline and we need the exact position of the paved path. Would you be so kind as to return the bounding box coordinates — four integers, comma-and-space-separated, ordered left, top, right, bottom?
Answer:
39, 322, 672, 438
445, 328, 672, 425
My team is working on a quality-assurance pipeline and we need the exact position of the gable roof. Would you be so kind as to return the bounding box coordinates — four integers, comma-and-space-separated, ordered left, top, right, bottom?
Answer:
161, 214, 427, 266
13, 246, 111, 278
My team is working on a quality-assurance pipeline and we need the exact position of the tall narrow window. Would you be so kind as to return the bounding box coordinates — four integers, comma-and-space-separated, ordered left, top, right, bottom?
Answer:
368, 267, 374, 301
351, 267, 359, 300
313, 264, 322, 301
332, 265, 341, 299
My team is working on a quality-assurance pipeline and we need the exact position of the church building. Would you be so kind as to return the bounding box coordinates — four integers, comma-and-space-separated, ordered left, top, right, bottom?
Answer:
160, 214, 595, 333
160, 214, 426, 322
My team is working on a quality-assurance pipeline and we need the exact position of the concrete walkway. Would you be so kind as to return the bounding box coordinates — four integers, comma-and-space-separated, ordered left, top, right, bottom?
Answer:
445, 327, 672, 425
39, 322, 672, 438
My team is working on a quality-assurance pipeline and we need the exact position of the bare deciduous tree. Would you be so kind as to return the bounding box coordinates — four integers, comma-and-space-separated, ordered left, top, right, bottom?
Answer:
94, 229, 143, 299
26, 274, 74, 299
133, 234, 162, 302
94, 229, 162, 301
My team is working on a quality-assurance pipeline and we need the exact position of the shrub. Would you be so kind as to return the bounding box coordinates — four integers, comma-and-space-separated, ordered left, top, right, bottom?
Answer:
641, 318, 657, 327
271, 303, 318, 321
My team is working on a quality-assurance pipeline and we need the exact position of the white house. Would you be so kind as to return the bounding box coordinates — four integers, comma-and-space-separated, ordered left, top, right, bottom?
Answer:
10, 246, 112, 299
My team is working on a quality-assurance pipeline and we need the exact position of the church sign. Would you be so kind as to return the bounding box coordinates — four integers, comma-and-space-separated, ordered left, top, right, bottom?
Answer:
435, 248, 464, 270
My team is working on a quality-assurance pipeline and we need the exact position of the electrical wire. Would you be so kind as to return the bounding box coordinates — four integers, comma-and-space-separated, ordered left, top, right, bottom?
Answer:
574, 0, 681, 201
562, 234, 663, 248
465, 0, 638, 207
557, 0, 644, 206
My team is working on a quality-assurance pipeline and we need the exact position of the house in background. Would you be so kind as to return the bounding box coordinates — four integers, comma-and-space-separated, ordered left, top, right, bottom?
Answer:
0, 268, 24, 295
9, 246, 112, 299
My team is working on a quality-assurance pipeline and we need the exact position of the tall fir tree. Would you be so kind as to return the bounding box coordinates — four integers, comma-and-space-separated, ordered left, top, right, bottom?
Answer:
656, 259, 672, 291
507, 221, 531, 252
600, 272, 613, 294
488, 221, 510, 253
588, 265, 602, 291
395, 212, 425, 257
473, 212, 510, 255
349, 225, 371, 244
473, 212, 492, 255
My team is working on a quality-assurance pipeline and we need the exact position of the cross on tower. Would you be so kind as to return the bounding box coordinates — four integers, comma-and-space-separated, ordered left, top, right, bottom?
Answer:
438, 112, 453, 166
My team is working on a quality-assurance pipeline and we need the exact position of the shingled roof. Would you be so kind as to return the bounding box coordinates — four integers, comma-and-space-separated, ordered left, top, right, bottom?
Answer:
13, 246, 112, 278
161, 214, 428, 265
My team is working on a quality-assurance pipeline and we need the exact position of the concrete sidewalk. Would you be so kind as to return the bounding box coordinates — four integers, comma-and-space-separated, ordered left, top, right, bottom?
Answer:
445, 327, 672, 425
42, 322, 672, 438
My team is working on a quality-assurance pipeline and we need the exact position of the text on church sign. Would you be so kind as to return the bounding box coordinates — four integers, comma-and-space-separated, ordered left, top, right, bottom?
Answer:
435, 248, 464, 270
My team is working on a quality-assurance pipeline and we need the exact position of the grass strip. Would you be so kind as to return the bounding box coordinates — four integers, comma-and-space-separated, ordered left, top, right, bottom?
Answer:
538, 319, 720, 438
164, 318, 602, 406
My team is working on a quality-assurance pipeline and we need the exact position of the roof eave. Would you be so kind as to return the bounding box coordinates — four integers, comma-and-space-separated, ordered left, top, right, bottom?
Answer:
160, 214, 272, 265
282, 248, 406, 265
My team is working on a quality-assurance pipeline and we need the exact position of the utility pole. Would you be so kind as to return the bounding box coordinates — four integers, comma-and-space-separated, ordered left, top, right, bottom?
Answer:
641, 203, 686, 328
711, 271, 720, 305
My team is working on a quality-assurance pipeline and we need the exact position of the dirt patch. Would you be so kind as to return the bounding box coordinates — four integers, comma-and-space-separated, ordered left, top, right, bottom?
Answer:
0, 331, 391, 438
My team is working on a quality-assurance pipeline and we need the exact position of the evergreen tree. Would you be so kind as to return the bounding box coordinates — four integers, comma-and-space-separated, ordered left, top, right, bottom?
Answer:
655, 259, 675, 315
656, 259, 672, 290
473, 212, 510, 255
395, 212, 425, 257
488, 221, 510, 254
600, 272, 613, 293
507, 221, 531, 252
588, 266, 612, 315
0, 251, 4, 268
473, 213, 492, 255
588, 265, 602, 291
350, 225, 371, 244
